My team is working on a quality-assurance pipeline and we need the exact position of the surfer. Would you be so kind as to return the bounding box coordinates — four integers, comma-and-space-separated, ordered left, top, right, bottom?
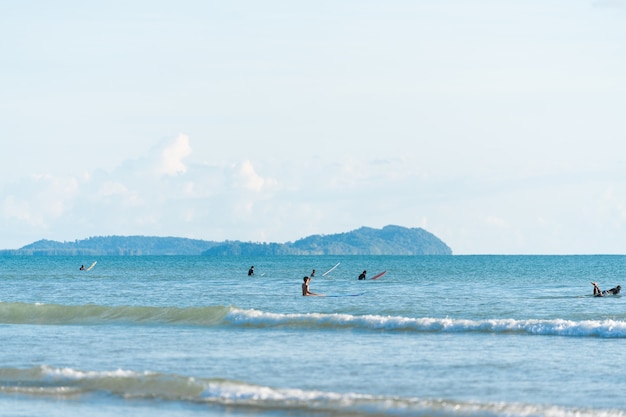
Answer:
310, 269, 316, 277
248, 266, 254, 276
358, 270, 367, 280
591, 282, 621, 297
79, 265, 85, 271
302, 276, 321, 296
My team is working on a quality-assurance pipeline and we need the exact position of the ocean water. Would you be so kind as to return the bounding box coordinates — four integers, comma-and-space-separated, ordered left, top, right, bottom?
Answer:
1, 255, 625, 417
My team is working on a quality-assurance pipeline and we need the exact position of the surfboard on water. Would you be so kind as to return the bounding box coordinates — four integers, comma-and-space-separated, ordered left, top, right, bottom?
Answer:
86, 261, 97, 271
370, 270, 386, 280
323, 293, 364, 297
322, 262, 340, 277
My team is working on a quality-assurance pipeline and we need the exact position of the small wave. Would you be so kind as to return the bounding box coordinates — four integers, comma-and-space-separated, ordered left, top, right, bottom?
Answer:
0, 365, 623, 417
0, 301, 229, 327
225, 308, 626, 338
2, 302, 626, 338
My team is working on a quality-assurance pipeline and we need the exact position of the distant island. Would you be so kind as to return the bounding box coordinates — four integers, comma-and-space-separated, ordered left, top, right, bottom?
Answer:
0, 225, 452, 256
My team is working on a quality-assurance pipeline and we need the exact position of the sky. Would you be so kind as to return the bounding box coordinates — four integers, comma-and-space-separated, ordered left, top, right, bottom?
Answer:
1, 0, 626, 254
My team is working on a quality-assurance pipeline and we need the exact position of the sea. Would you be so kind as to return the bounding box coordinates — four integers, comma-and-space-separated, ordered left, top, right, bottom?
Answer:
0, 255, 625, 417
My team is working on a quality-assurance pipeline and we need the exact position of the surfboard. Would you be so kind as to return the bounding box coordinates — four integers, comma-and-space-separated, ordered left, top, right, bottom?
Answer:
370, 270, 386, 280
322, 262, 340, 277
324, 293, 364, 297
86, 261, 97, 271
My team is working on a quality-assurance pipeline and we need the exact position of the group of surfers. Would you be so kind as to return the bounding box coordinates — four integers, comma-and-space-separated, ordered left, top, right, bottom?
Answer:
302, 269, 369, 296
247, 266, 367, 296
305, 280, 624, 298
304, 273, 622, 298
305, 278, 623, 298
251, 265, 622, 298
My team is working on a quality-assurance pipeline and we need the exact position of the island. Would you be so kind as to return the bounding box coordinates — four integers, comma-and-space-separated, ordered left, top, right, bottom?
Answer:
0, 225, 452, 256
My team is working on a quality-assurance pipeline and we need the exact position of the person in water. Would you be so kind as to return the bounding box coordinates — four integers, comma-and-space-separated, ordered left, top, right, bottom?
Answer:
302, 276, 321, 296
358, 270, 367, 280
248, 266, 254, 276
310, 269, 316, 278
591, 282, 621, 297
79, 265, 85, 271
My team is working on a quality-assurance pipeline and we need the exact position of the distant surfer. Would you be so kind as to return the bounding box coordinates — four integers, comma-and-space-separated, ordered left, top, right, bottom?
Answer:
79, 265, 85, 271
310, 269, 316, 278
248, 266, 254, 276
591, 282, 621, 297
302, 276, 321, 296
358, 270, 367, 280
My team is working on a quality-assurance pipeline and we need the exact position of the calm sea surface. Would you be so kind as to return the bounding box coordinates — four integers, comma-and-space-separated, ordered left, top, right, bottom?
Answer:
1, 255, 625, 416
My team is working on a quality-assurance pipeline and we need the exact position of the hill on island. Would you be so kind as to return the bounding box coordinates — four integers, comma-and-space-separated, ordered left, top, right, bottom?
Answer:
203, 225, 452, 256
0, 225, 452, 256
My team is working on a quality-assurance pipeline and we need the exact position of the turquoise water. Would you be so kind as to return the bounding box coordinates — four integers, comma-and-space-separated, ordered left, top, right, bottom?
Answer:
1, 255, 625, 416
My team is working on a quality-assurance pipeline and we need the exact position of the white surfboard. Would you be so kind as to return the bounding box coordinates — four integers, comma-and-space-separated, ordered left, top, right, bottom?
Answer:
322, 262, 340, 277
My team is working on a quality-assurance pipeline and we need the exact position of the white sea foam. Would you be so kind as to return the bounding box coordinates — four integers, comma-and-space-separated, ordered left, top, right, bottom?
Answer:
225, 308, 626, 338
2, 366, 626, 417
3, 301, 625, 337
40, 365, 146, 380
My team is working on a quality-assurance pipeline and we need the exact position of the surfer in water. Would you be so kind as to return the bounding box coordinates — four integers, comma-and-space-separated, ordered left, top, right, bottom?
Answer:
310, 269, 316, 278
79, 265, 85, 271
358, 270, 367, 280
302, 276, 321, 296
248, 266, 254, 276
591, 282, 621, 297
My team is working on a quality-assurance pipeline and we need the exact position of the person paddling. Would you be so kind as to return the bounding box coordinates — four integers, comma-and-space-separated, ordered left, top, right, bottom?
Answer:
591, 282, 621, 297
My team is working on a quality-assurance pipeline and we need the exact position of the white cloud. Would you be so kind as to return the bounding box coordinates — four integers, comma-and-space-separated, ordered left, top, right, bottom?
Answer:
231, 160, 277, 192
2, 195, 40, 226
97, 181, 143, 207
1, 132, 626, 254
158, 133, 191, 176
99, 181, 129, 197
3, 174, 80, 225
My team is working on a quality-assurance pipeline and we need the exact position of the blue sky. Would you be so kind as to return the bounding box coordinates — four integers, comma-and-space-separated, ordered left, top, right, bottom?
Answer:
1, 0, 625, 254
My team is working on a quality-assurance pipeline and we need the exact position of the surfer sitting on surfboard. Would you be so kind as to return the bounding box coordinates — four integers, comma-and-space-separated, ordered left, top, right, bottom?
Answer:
592, 282, 621, 297
358, 270, 366, 280
302, 277, 321, 296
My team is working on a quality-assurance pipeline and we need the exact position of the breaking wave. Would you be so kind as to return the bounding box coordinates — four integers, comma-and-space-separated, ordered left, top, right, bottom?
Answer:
1, 302, 626, 338
0, 365, 623, 417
